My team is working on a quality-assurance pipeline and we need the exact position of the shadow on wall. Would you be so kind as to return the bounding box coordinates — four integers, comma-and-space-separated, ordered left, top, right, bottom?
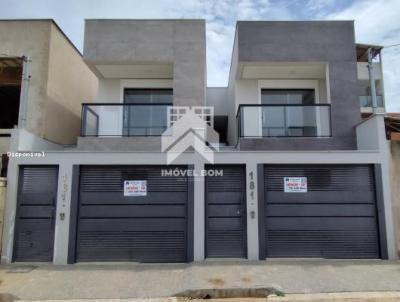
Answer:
43, 99, 82, 145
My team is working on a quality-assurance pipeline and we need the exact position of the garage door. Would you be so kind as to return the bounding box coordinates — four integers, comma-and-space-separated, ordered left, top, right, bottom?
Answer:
205, 165, 247, 258
261, 165, 380, 259
13, 166, 58, 262
74, 165, 191, 262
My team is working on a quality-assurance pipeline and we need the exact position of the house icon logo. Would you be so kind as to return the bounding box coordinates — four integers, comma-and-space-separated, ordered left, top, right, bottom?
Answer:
161, 106, 220, 164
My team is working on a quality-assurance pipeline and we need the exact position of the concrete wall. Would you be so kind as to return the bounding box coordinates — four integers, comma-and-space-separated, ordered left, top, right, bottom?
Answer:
390, 142, 400, 258
84, 20, 206, 107
44, 23, 98, 144
9, 129, 63, 152
0, 20, 98, 146
235, 21, 361, 150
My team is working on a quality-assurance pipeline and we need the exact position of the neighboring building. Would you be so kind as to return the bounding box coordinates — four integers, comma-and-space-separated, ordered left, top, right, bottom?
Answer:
356, 44, 386, 116
0, 19, 98, 175
1, 20, 396, 264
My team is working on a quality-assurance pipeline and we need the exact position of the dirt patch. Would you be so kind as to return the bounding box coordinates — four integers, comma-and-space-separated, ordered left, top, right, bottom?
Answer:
207, 278, 225, 287
0, 293, 19, 302
241, 277, 252, 283
174, 288, 279, 299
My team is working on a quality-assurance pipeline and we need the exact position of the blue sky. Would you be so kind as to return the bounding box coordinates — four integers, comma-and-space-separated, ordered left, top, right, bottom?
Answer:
0, 0, 399, 111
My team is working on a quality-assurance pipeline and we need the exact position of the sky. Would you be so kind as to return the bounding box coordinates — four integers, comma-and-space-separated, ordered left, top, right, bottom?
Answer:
0, 0, 399, 111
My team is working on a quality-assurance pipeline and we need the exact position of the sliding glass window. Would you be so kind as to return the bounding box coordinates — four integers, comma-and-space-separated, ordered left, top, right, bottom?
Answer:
123, 89, 172, 136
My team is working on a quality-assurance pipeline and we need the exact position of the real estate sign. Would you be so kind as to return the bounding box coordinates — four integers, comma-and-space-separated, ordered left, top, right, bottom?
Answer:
124, 180, 147, 196
284, 177, 307, 193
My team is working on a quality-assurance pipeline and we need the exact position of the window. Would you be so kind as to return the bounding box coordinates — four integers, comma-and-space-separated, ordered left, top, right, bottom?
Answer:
261, 89, 315, 105
123, 89, 172, 136
260, 89, 318, 137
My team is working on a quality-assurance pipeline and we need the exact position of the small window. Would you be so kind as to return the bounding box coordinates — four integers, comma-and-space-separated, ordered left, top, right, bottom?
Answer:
124, 88, 172, 104
261, 89, 315, 105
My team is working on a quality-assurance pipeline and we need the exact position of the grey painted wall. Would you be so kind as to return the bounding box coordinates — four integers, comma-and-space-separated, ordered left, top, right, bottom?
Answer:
83, 20, 206, 107
236, 21, 361, 150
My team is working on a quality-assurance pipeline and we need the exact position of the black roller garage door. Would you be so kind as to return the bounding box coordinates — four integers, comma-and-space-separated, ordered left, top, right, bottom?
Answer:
14, 166, 58, 262
260, 165, 381, 259
205, 165, 247, 258
72, 165, 192, 262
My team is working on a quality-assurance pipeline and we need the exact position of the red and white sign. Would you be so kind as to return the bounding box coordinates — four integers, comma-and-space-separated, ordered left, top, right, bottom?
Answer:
124, 180, 147, 196
284, 177, 307, 193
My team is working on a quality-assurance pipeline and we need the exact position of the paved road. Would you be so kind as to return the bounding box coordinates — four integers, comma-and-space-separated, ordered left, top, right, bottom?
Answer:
0, 260, 399, 300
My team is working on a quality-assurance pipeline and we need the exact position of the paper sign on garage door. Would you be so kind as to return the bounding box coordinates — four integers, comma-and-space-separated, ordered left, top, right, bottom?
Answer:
124, 180, 147, 196
284, 177, 307, 193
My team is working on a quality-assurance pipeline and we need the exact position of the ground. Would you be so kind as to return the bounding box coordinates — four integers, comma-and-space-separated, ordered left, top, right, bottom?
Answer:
0, 260, 399, 301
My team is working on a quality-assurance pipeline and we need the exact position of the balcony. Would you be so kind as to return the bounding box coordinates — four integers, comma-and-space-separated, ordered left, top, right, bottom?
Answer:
237, 104, 331, 138
359, 95, 384, 108
81, 103, 170, 137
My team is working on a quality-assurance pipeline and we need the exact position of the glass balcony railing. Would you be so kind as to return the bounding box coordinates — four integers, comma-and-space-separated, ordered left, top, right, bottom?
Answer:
81, 103, 171, 137
359, 95, 384, 108
237, 104, 331, 138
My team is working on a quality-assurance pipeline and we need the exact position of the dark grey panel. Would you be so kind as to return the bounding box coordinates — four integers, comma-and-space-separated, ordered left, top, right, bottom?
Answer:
266, 191, 375, 204
79, 205, 186, 217
13, 166, 58, 262
80, 192, 187, 204
206, 192, 243, 204
266, 230, 379, 258
205, 165, 247, 258
263, 164, 380, 259
266, 204, 376, 217
76, 165, 188, 263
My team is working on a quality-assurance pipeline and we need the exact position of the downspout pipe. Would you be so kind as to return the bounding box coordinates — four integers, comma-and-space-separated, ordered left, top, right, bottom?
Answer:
367, 48, 378, 112
18, 55, 31, 129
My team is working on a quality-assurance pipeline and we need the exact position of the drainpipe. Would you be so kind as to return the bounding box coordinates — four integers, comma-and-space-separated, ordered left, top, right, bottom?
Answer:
367, 48, 378, 113
18, 56, 31, 129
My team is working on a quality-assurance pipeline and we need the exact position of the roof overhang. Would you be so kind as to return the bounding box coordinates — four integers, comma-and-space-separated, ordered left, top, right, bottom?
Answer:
237, 62, 327, 80
84, 61, 173, 79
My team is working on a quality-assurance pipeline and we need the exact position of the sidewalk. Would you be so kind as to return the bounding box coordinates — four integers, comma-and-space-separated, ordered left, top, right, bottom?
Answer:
0, 260, 399, 300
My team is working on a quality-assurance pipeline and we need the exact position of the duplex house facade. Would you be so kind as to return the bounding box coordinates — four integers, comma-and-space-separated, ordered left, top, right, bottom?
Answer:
1, 20, 396, 264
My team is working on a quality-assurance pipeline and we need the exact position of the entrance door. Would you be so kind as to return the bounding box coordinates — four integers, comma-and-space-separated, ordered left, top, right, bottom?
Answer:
13, 166, 58, 262
205, 165, 247, 258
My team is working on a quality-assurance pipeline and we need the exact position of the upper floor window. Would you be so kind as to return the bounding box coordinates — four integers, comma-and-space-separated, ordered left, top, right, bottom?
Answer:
261, 89, 315, 105
123, 88, 173, 136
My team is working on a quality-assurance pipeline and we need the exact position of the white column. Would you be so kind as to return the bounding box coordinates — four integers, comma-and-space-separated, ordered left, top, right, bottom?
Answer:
1, 158, 18, 263
53, 163, 73, 264
246, 162, 259, 260
193, 159, 205, 261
